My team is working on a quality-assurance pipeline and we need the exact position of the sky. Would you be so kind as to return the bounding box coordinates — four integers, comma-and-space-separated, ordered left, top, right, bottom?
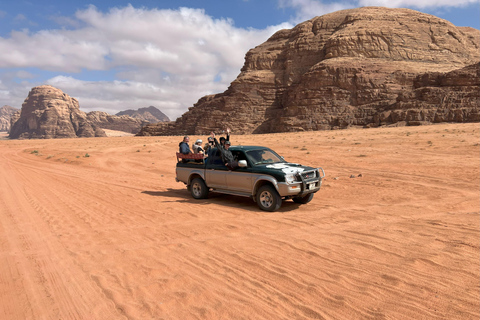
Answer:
0, 0, 479, 120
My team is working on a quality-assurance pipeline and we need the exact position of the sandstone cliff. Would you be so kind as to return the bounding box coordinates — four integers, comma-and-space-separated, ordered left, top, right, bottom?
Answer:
137, 7, 480, 136
116, 106, 170, 123
0, 105, 19, 132
86, 111, 146, 134
9, 86, 106, 139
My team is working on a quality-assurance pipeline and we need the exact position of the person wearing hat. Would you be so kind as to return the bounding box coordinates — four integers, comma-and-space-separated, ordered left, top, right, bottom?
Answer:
193, 139, 204, 154
211, 131, 238, 170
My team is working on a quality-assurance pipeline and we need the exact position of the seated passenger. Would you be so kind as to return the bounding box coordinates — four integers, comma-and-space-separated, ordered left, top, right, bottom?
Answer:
192, 139, 204, 154
179, 136, 192, 154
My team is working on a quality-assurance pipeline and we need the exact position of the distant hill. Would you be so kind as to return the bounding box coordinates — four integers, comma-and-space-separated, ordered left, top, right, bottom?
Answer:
116, 106, 170, 123
0, 105, 19, 132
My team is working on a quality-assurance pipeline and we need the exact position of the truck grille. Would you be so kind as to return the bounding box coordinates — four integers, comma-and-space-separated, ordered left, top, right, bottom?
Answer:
300, 170, 317, 181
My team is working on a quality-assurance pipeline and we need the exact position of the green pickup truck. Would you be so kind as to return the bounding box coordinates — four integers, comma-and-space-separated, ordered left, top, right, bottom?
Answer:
175, 145, 325, 211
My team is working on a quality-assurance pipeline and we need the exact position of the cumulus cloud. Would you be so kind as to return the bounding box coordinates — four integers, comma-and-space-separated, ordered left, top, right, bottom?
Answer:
279, 0, 480, 22
0, 5, 289, 119
358, 0, 479, 8
278, 0, 354, 23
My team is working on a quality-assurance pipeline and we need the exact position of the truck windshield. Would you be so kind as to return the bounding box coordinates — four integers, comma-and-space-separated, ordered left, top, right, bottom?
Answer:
246, 149, 284, 165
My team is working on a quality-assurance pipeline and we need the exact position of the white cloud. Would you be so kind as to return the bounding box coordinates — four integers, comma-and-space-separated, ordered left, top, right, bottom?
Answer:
14, 14, 27, 21
45, 75, 222, 119
358, 0, 479, 8
0, 5, 289, 119
279, 0, 480, 23
278, 0, 354, 23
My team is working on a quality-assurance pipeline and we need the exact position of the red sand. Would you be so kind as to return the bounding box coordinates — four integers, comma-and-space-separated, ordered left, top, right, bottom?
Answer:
0, 123, 478, 319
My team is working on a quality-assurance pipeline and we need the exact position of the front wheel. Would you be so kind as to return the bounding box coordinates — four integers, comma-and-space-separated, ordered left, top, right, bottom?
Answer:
256, 185, 282, 212
190, 177, 209, 199
293, 193, 314, 204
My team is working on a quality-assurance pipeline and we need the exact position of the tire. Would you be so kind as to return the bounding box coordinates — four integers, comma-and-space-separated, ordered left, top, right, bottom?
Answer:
190, 177, 209, 199
293, 193, 314, 204
256, 185, 282, 212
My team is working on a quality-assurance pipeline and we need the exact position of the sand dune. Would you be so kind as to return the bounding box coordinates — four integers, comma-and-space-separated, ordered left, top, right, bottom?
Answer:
0, 123, 478, 319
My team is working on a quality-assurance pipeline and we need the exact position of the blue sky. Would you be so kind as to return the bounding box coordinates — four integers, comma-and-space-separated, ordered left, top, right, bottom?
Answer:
1, 0, 479, 119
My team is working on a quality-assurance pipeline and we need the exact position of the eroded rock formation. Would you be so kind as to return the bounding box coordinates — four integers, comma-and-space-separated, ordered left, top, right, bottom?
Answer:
86, 111, 146, 134
9, 85, 106, 139
137, 7, 480, 136
0, 105, 18, 132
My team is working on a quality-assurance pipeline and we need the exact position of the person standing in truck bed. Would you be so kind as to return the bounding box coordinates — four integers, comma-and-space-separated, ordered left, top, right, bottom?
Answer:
211, 131, 238, 170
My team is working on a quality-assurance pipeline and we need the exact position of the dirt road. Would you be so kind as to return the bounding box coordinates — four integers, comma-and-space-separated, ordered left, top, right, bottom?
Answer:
0, 123, 478, 319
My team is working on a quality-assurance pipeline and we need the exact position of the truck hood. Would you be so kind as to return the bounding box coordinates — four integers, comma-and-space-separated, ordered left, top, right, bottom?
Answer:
264, 162, 313, 173
252, 162, 316, 182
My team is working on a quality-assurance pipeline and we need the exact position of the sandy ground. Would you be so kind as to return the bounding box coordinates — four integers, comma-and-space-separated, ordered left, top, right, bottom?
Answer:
0, 123, 478, 320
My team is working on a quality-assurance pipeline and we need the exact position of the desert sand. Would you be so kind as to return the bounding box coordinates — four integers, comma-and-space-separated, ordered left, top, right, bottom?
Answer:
0, 123, 479, 319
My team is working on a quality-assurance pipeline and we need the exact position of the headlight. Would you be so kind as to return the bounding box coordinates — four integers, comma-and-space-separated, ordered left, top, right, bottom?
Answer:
285, 173, 298, 184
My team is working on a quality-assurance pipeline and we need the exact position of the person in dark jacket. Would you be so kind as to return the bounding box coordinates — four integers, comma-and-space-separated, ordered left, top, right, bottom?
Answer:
211, 132, 238, 170
179, 136, 192, 154
204, 136, 215, 156
219, 127, 230, 146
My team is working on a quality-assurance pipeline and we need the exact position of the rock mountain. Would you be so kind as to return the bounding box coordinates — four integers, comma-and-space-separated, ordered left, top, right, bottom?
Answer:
9, 86, 106, 139
8, 87, 170, 138
116, 106, 170, 123
0, 105, 18, 132
88, 106, 169, 134
86, 112, 145, 134
137, 7, 480, 136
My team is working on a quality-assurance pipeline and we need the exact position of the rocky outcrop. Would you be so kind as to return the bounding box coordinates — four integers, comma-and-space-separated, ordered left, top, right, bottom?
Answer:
9, 110, 21, 132
0, 105, 19, 132
116, 106, 170, 123
137, 7, 480, 136
9, 85, 106, 139
87, 111, 146, 134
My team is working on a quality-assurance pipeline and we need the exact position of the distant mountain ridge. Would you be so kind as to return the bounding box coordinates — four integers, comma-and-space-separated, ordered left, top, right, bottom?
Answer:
116, 106, 170, 123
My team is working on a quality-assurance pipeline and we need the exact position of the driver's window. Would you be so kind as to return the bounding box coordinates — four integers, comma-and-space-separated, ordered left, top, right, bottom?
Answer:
233, 151, 249, 167
247, 151, 262, 164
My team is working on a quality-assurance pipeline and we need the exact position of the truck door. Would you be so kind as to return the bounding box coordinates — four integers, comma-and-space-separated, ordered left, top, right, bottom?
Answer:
205, 150, 227, 188
225, 151, 253, 193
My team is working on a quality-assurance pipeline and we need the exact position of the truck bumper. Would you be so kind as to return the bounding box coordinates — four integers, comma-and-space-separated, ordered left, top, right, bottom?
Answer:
277, 181, 320, 197
277, 167, 324, 197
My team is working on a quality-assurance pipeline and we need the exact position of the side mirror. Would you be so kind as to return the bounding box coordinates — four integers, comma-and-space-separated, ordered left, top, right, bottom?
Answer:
238, 160, 248, 167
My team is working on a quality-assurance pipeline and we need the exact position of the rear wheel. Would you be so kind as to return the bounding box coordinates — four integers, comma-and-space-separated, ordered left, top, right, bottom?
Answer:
293, 193, 314, 204
190, 177, 209, 199
256, 185, 282, 212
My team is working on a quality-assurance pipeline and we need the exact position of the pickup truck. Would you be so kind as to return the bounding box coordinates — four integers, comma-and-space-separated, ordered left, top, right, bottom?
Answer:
175, 145, 325, 211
